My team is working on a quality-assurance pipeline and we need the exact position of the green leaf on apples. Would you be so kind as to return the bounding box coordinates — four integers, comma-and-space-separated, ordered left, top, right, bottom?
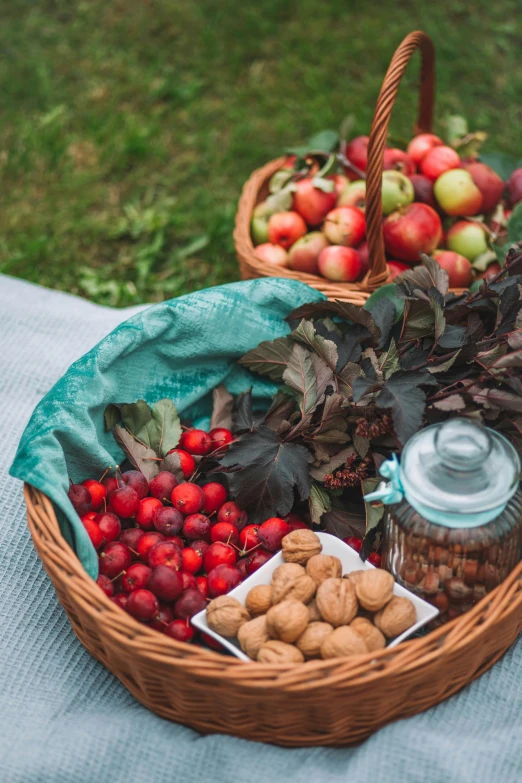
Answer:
268, 169, 294, 194
508, 203, 522, 243
494, 244, 510, 266
480, 151, 522, 181
472, 250, 499, 272
446, 114, 469, 145
219, 426, 313, 524
307, 129, 340, 153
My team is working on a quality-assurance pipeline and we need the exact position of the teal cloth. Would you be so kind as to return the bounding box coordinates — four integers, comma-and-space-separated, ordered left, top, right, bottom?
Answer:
9, 277, 324, 579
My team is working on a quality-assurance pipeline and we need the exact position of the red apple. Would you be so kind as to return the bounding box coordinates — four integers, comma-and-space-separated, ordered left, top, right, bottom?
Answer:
476, 261, 502, 281
333, 174, 350, 197
507, 167, 522, 207
446, 221, 488, 261
267, 211, 307, 249
433, 169, 483, 217
383, 148, 415, 176
463, 162, 504, 213
287, 231, 328, 275
344, 135, 369, 175
409, 174, 437, 209
388, 260, 410, 280
323, 206, 365, 247
420, 146, 461, 181
383, 203, 442, 262
433, 250, 472, 288
254, 243, 288, 266
338, 179, 366, 210
356, 241, 369, 278
318, 246, 361, 282
292, 178, 337, 226
406, 133, 444, 166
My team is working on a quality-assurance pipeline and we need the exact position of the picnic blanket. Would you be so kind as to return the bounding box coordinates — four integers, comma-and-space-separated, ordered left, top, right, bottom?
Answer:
2, 272, 522, 783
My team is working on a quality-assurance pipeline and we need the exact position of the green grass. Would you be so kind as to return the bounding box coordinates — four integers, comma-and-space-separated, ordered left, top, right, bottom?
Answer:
1, 0, 522, 306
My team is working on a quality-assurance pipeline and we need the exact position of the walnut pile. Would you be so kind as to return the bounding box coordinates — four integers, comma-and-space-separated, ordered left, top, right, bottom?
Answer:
206, 529, 417, 665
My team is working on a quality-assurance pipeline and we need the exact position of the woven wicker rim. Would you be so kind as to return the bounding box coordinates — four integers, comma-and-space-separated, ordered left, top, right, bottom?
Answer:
25, 483, 522, 744
234, 31, 443, 304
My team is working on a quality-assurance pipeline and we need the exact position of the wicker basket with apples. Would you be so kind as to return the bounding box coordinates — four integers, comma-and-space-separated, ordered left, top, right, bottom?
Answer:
234, 30, 520, 304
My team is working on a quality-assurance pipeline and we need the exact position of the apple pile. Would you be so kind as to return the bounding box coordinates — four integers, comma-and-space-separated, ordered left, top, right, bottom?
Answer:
68, 427, 310, 649
251, 132, 521, 288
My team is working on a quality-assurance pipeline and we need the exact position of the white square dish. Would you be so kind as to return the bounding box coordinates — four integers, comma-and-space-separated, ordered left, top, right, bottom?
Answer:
192, 531, 439, 661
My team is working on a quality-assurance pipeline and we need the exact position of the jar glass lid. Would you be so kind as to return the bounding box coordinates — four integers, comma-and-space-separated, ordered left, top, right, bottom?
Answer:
401, 419, 521, 515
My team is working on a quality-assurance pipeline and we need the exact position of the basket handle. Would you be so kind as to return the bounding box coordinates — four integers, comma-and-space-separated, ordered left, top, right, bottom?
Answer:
365, 31, 436, 287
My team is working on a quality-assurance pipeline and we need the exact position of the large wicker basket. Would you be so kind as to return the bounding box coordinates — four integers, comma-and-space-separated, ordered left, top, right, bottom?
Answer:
234, 30, 439, 304
26, 483, 522, 746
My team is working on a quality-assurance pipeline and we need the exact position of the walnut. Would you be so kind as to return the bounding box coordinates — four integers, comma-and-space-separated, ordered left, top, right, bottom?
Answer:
316, 577, 358, 627
307, 598, 322, 622
265, 599, 309, 643
295, 622, 334, 659
306, 554, 342, 586
320, 626, 368, 659
355, 569, 395, 612
257, 640, 304, 664
281, 529, 322, 564
206, 595, 250, 637
374, 596, 416, 639
350, 617, 386, 652
237, 615, 269, 658
343, 569, 365, 585
271, 564, 315, 605
245, 584, 272, 616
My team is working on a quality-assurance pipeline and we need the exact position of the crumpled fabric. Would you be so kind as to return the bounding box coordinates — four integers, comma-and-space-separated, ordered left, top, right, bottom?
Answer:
9, 275, 324, 577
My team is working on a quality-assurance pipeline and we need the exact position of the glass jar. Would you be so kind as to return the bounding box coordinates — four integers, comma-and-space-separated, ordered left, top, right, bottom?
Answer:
368, 419, 522, 626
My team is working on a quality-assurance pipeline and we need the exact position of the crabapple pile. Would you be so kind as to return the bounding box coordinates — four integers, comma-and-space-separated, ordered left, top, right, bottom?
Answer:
70, 426, 313, 649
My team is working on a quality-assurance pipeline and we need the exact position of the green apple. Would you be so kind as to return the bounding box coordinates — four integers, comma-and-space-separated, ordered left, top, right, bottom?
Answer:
250, 201, 272, 244
338, 179, 366, 210
381, 171, 414, 215
433, 169, 482, 217
447, 221, 488, 261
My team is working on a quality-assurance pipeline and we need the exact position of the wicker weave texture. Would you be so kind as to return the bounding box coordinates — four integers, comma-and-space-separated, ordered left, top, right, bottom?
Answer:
25, 483, 522, 746
234, 31, 439, 304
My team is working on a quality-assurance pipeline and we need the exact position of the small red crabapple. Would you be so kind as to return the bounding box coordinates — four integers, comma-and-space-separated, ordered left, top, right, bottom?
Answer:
179, 429, 213, 456
165, 535, 184, 549
149, 603, 174, 631
95, 512, 121, 543
181, 547, 203, 574
182, 513, 212, 542
210, 522, 239, 547
81, 516, 104, 550
246, 548, 273, 575
153, 506, 184, 537
236, 558, 249, 579
180, 571, 198, 591
68, 482, 92, 517
343, 536, 362, 553
203, 542, 237, 573
148, 471, 179, 501
98, 542, 132, 577
195, 575, 209, 599
121, 470, 149, 499
208, 428, 233, 450
207, 564, 242, 597
108, 485, 140, 518
200, 632, 226, 652
165, 619, 194, 642
201, 482, 228, 515
126, 589, 159, 621
82, 479, 107, 511
146, 565, 184, 602
147, 541, 183, 571
135, 497, 163, 530
216, 501, 248, 529
257, 517, 291, 552
167, 449, 196, 479
102, 476, 119, 496
96, 574, 114, 597
171, 483, 206, 516
189, 539, 209, 557
119, 527, 145, 555
239, 524, 259, 551
111, 593, 128, 610
121, 563, 152, 593
174, 588, 207, 619
136, 532, 165, 561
